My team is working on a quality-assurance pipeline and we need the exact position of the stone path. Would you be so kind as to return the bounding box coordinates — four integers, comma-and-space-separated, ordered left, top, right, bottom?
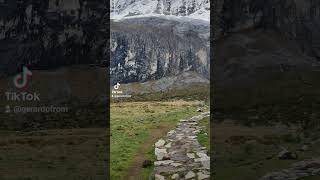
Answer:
260, 158, 320, 180
154, 112, 210, 180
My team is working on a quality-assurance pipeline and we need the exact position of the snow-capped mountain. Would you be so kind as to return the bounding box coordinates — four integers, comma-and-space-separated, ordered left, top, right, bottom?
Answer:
110, 0, 210, 84
111, 0, 210, 21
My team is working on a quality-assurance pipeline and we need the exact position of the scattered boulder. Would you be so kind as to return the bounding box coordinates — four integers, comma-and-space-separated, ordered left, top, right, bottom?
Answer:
198, 172, 210, 180
154, 160, 174, 166
155, 139, 166, 147
165, 142, 172, 148
172, 173, 180, 179
201, 160, 210, 170
278, 149, 298, 160
155, 174, 165, 180
197, 108, 203, 112
171, 162, 183, 167
196, 152, 208, 158
155, 148, 167, 160
187, 153, 195, 159
185, 171, 196, 179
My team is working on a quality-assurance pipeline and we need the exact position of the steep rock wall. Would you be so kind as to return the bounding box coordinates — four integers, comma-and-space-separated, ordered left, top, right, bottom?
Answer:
110, 17, 210, 84
0, 0, 109, 76
214, 0, 320, 57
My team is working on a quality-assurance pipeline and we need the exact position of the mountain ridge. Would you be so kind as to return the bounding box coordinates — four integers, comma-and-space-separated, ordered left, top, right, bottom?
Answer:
111, 0, 210, 21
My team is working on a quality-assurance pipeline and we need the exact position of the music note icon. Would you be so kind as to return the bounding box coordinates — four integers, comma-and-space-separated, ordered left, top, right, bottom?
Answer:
13, 66, 32, 89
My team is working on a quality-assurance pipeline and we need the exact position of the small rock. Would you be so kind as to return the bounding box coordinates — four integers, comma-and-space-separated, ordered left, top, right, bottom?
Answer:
197, 152, 208, 158
155, 174, 165, 180
197, 172, 210, 180
278, 149, 298, 160
187, 153, 195, 159
188, 136, 197, 139
154, 148, 167, 155
167, 130, 175, 136
154, 160, 174, 166
155, 148, 167, 160
165, 142, 172, 148
155, 139, 166, 147
197, 108, 203, 112
172, 173, 179, 179
195, 156, 210, 162
201, 160, 210, 170
157, 153, 165, 161
194, 130, 201, 134
185, 171, 196, 179
171, 162, 183, 167
142, 160, 152, 168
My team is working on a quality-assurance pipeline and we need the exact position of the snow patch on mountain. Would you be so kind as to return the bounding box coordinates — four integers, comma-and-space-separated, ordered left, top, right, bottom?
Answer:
111, 0, 210, 21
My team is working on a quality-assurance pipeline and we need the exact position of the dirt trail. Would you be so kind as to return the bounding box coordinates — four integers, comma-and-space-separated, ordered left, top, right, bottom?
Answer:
124, 124, 173, 180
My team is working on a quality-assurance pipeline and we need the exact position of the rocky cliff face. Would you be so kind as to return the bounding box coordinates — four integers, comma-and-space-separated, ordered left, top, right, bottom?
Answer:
110, 17, 210, 84
213, 0, 320, 122
214, 0, 320, 58
0, 0, 109, 76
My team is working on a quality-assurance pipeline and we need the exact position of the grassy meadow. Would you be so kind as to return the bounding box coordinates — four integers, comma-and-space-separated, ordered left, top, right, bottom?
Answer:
213, 120, 320, 180
0, 128, 108, 180
110, 100, 207, 179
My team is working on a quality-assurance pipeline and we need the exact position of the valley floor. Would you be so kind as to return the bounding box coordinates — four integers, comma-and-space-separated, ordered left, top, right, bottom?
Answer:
213, 120, 320, 180
0, 128, 108, 180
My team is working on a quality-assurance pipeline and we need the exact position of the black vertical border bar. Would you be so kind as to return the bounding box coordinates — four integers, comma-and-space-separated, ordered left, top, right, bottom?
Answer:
105, 0, 111, 178
210, 0, 216, 179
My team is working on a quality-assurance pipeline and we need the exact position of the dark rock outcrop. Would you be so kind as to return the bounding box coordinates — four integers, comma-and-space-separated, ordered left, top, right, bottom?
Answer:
213, 0, 320, 124
214, 0, 320, 58
110, 17, 210, 84
0, 0, 109, 77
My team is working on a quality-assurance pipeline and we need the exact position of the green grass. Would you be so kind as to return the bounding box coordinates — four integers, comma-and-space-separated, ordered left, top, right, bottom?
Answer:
110, 101, 202, 179
214, 121, 320, 180
142, 146, 156, 180
197, 117, 210, 152
213, 69, 320, 127
0, 128, 108, 180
